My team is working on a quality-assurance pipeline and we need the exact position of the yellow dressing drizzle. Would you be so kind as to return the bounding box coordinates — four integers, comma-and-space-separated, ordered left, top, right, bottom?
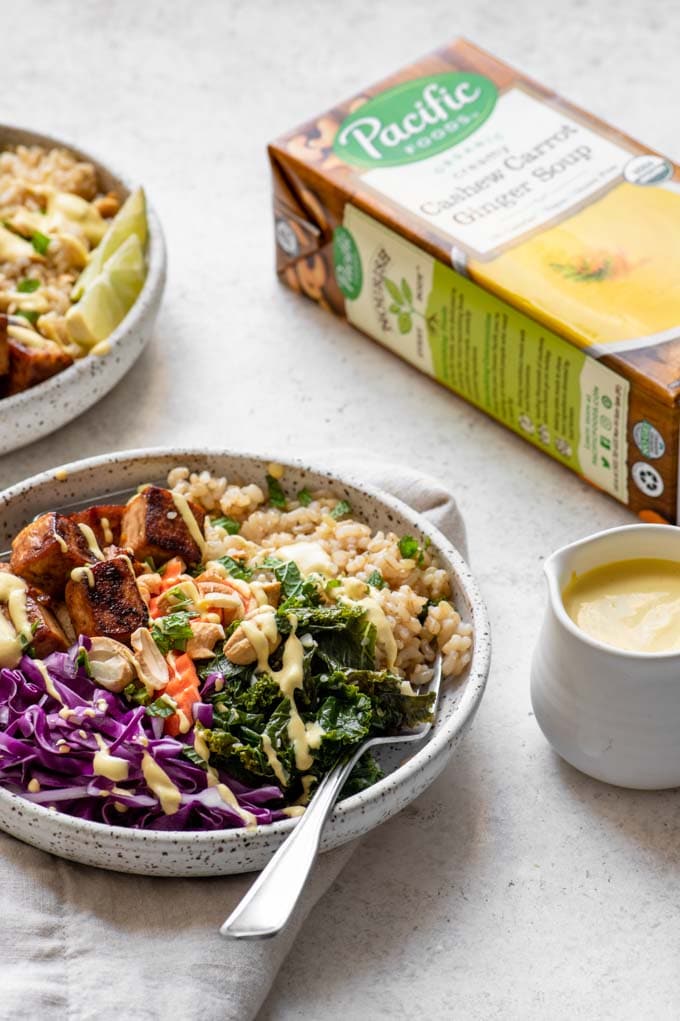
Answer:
170, 492, 207, 557
93, 733, 129, 782
261, 733, 288, 787
0, 572, 31, 666
241, 605, 277, 673
295, 774, 316, 806
70, 566, 95, 587
33, 659, 63, 705
355, 594, 398, 669
53, 525, 68, 552
141, 752, 181, 815
275, 541, 336, 577
77, 522, 105, 560
100, 517, 114, 545
271, 627, 319, 772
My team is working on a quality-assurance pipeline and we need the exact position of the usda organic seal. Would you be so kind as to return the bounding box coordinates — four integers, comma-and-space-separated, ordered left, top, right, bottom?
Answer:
624, 155, 673, 186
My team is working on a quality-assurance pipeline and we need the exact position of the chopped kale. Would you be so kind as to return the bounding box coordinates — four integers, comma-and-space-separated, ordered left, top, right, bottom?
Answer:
260, 555, 319, 607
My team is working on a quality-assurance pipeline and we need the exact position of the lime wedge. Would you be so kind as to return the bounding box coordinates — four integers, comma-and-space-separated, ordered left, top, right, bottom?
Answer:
71, 187, 147, 300
65, 276, 126, 348
105, 233, 146, 310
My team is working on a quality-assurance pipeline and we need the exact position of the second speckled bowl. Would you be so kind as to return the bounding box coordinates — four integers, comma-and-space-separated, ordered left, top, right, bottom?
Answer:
0, 124, 166, 454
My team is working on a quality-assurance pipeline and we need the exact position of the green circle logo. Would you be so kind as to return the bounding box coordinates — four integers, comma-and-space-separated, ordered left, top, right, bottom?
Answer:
333, 226, 363, 300
333, 73, 497, 169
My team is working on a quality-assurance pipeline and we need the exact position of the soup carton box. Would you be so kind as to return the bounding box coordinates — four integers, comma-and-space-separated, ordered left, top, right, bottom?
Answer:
268, 39, 680, 522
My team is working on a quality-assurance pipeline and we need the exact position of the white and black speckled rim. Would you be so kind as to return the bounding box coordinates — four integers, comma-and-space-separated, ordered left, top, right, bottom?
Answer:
0, 448, 491, 857
0, 123, 166, 420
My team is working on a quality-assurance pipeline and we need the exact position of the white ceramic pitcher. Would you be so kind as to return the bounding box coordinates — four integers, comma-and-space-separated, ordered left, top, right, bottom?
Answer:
531, 523, 680, 790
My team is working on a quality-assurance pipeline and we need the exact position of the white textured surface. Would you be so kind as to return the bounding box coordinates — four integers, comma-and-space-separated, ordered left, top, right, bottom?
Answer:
1, 1, 679, 1018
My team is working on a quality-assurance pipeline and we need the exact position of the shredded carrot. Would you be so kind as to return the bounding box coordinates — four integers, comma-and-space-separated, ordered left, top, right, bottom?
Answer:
163, 651, 201, 737
149, 557, 187, 619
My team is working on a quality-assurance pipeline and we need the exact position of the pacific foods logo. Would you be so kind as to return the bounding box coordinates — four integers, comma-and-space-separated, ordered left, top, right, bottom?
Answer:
334, 73, 497, 169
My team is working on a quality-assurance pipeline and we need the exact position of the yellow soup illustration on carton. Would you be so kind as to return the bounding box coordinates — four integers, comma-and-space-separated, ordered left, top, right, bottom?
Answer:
472, 183, 680, 351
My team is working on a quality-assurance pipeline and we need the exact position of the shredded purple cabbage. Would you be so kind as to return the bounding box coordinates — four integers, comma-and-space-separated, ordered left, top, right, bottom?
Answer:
0, 641, 286, 831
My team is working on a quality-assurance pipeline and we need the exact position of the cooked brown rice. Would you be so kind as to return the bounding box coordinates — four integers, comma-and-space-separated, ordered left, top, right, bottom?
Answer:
0, 145, 119, 354
167, 466, 473, 682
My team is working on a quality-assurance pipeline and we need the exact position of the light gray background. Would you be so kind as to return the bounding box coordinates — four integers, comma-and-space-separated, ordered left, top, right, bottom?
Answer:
1, 1, 679, 1018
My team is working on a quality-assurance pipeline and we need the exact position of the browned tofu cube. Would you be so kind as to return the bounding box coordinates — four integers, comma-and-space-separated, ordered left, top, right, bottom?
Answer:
0, 315, 8, 377
0, 563, 69, 656
121, 486, 206, 567
64, 555, 148, 644
26, 591, 70, 656
7, 325, 73, 395
70, 504, 125, 550
10, 513, 92, 596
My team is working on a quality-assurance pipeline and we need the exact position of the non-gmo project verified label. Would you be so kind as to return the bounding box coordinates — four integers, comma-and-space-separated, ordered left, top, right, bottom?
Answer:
633, 420, 665, 459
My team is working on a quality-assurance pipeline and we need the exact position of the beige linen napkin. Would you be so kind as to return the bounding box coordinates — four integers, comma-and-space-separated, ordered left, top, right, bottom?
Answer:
0, 457, 468, 1021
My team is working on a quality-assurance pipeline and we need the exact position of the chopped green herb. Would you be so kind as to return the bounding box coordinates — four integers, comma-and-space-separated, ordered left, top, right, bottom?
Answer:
143, 556, 157, 573
216, 554, 252, 581
18, 632, 33, 654
150, 611, 195, 655
326, 578, 342, 591
366, 569, 385, 590
211, 515, 241, 535
182, 745, 209, 770
398, 535, 425, 565
31, 231, 50, 255
266, 473, 287, 509
418, 597, 442, 624
123, 681, 151, 707
16, 309, 39, 325
17, 278, 40, 293
398, 535, 419, 559
146, 695, 177, 718
163, 586, 193, 610
76, 646, 93, 676
330, 499, 351, 520
297, 488, 313, 507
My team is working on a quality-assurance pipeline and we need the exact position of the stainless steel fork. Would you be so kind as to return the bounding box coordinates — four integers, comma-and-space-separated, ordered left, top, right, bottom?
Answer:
220, 655, 443, 940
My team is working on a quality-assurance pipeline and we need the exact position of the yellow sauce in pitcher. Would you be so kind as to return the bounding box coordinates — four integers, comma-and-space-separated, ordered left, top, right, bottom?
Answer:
563, 558, 680, 653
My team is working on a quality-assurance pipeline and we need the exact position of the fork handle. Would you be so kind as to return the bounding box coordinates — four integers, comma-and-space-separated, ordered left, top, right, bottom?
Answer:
220, 746, 364, 939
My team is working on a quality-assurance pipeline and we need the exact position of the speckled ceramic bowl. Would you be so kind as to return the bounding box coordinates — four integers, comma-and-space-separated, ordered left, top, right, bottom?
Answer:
0, 125, 166, 454
0, 448, 491, 876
